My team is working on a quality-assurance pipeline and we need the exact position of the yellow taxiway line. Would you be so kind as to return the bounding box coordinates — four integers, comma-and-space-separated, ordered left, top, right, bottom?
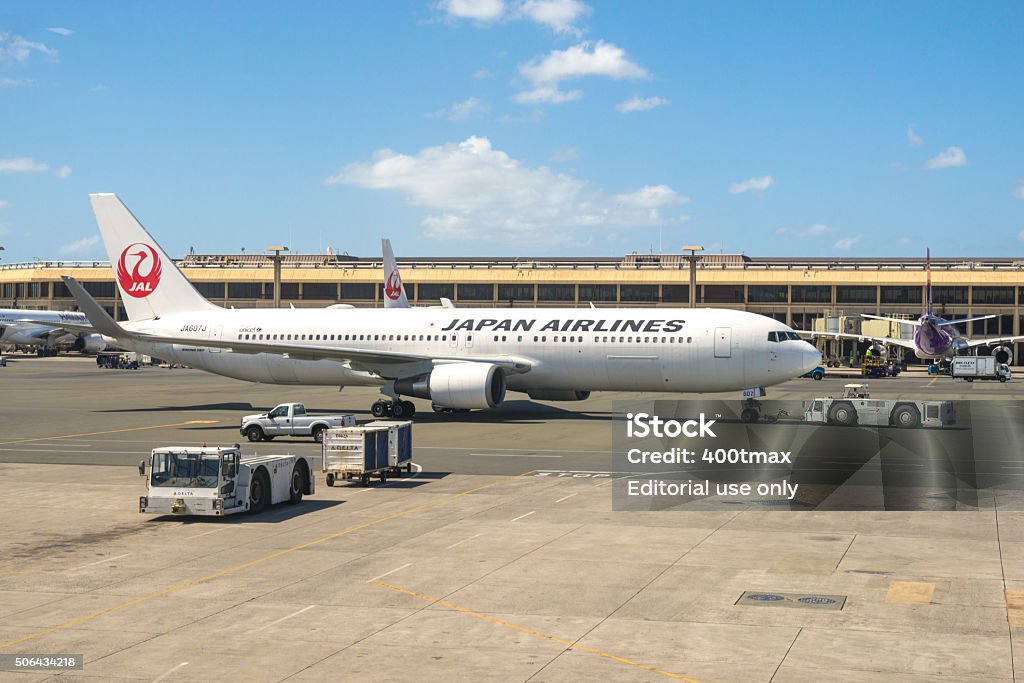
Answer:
372, 579, 703, 682
0, 420, 220, 447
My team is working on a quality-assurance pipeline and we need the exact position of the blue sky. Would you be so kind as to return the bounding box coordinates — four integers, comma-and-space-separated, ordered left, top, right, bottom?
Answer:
1, 1, 1022, 261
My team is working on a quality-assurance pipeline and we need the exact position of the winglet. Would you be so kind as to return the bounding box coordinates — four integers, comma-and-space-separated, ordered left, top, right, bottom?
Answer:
381, 238, 410, 309
61, 276, 132, 339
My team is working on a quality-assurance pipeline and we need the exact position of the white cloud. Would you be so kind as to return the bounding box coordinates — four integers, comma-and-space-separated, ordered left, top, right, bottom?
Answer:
515, 41, 647, 105
907, 124, 922, 148
47, 27, 73, 36
775, 223, 838, 238
833, 234, 864, 250
0, 77, 34, 87
729, 175, 775, 195
429, 96, 488, 120
55, 165, 72, 180
440, 0, 590, 33
550, 147, 578, 162
473, 68, 494, 79
1013, 181, 1024, 200
616, 95, 668, 113
58, 235, 101, 256
513, 85, 582, 104
0, 33, 58, 64
0, 157, 48, 173
520, 40, 646, 84
516, 0, 591, 34
327, 135, 688, 245
439, 0, 506, 22
924, 146, 966, 170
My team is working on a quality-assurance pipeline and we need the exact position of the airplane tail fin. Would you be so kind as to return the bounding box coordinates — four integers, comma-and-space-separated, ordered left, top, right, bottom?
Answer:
89, 194, 219, 321
381, 238, 409, 309
925, 247, 932, 317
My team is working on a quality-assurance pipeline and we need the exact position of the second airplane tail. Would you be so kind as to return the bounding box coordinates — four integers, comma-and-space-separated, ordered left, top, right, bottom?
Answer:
381, 238, 410, 309
90, 193, 219, 321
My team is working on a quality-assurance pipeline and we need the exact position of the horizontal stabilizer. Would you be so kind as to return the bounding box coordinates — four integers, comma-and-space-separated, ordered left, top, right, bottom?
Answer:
934, 314, 996, 327
860, 314, 921, 327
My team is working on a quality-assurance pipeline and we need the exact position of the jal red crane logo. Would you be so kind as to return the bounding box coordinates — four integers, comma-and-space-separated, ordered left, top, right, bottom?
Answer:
117, 243, 162, 298
384, 269, 403, 301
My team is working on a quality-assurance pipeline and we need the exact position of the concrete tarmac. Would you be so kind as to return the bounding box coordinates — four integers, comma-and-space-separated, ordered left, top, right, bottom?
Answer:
0, 356, 1023, 682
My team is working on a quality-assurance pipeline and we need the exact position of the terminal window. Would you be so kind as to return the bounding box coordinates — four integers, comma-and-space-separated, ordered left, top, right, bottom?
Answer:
791, 285, 831, 303
418, 283, 455, 301
932, 286, 968, 305
620, 285, 658, 302
341, 283, 376, 300
498, 284, 535, 302
880, 286, 922, 305
538, 284, 575, 302
579, 284, 616, 302
836, 285, 876, 304
972, 286, 1014, 305
457, 283, 494, 301
747, 285, 787, 303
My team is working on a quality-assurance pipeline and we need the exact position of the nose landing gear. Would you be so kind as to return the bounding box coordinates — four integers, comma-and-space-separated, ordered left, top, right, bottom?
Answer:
371, 399, 416, 419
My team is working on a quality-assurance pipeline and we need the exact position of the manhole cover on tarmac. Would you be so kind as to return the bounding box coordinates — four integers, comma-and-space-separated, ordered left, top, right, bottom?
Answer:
737, 591, 846, 610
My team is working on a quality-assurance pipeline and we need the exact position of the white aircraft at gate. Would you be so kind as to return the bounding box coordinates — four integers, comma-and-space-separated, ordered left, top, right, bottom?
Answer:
62, 194, 820, 418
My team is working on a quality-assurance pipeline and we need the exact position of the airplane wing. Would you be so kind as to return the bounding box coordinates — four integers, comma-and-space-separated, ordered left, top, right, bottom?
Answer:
60, 276, 531, 376
960, 335, 1024, 349
13, 323, 80, 342
797, 330, 919, 351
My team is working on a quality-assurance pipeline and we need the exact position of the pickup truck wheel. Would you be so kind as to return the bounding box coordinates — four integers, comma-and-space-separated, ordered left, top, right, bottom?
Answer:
891, 405, 920, 428
245, 425, 264, 442
828, 402, 857, 426
249, 469, 270, 513
288, 466, 304, 503
312, 425, 325, 443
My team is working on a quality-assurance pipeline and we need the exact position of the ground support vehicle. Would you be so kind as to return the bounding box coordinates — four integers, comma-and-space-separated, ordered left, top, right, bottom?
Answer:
364, 420, 413, 473
801, 366, 825, 380
803, 384, 954, 427
952, 356, 1011, 382
322, 425, 397, 486
139, 446, 313, 516
241, 403, 355, 443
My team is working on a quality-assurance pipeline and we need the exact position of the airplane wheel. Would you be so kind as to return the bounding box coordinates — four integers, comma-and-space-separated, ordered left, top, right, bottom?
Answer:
391, 400, 410, 419
402, 401, 416, 418
371, 401, 390, 418
432, 404, 446, 413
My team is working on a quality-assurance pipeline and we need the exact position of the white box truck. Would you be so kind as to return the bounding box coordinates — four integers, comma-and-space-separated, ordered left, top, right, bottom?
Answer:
139, 446, 314, 516
951, 357, 1011, 382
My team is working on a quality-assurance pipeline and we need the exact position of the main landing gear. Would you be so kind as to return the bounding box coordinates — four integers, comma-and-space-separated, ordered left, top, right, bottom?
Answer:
371, 399, 417, 419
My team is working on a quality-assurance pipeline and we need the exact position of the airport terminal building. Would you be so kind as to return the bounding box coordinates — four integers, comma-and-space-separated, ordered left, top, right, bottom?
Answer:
2, 252, 1023, 360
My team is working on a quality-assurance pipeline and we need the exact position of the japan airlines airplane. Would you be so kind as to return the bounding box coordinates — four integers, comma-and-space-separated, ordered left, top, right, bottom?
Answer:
0, 308, 108, 354
62, 193, 819, 419
808, 249, 1023, 362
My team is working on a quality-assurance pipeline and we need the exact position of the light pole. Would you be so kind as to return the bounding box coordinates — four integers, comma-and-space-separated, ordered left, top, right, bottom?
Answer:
682, 245, 704, 308
266, 246, 289, 308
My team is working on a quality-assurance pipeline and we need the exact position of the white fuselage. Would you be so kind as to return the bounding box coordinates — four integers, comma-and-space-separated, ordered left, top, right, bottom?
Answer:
0, 309, 88, 348
114, 306, 820, 394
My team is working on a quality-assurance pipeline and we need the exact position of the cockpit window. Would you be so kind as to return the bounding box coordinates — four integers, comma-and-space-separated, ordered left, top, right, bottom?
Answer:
787, 331, 801, 341
768, 331, 802, 342
768, 331, 780, 342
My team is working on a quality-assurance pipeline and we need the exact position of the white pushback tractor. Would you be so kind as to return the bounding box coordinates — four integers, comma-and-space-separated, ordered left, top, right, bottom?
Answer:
139, 445, 314, 516
802, 384, 955, 428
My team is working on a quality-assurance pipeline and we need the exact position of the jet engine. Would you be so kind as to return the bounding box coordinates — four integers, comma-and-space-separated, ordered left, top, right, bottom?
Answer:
395, 363, 506, 409
526, 390, 591, 402
71, 333, 107, 354
991, 345, 1013, 365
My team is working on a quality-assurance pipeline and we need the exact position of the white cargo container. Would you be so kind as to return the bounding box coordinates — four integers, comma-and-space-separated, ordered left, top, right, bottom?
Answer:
139, 446, 313, 516
364, 420, 413, 472
322, 425, 393, 487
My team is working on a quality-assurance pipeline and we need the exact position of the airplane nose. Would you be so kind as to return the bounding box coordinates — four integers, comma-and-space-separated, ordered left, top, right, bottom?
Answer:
801, 342, 821, 373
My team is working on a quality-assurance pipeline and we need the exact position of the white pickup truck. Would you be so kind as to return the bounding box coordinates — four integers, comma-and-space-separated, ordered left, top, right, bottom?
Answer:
240, 403, 355, 443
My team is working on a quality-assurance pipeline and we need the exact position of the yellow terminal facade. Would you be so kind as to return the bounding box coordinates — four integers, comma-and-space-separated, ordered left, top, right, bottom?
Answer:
2, 252, 1022, 361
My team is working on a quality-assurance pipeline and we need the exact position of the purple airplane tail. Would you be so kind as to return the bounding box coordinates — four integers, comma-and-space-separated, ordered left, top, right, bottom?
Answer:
925, 248, 932, 317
